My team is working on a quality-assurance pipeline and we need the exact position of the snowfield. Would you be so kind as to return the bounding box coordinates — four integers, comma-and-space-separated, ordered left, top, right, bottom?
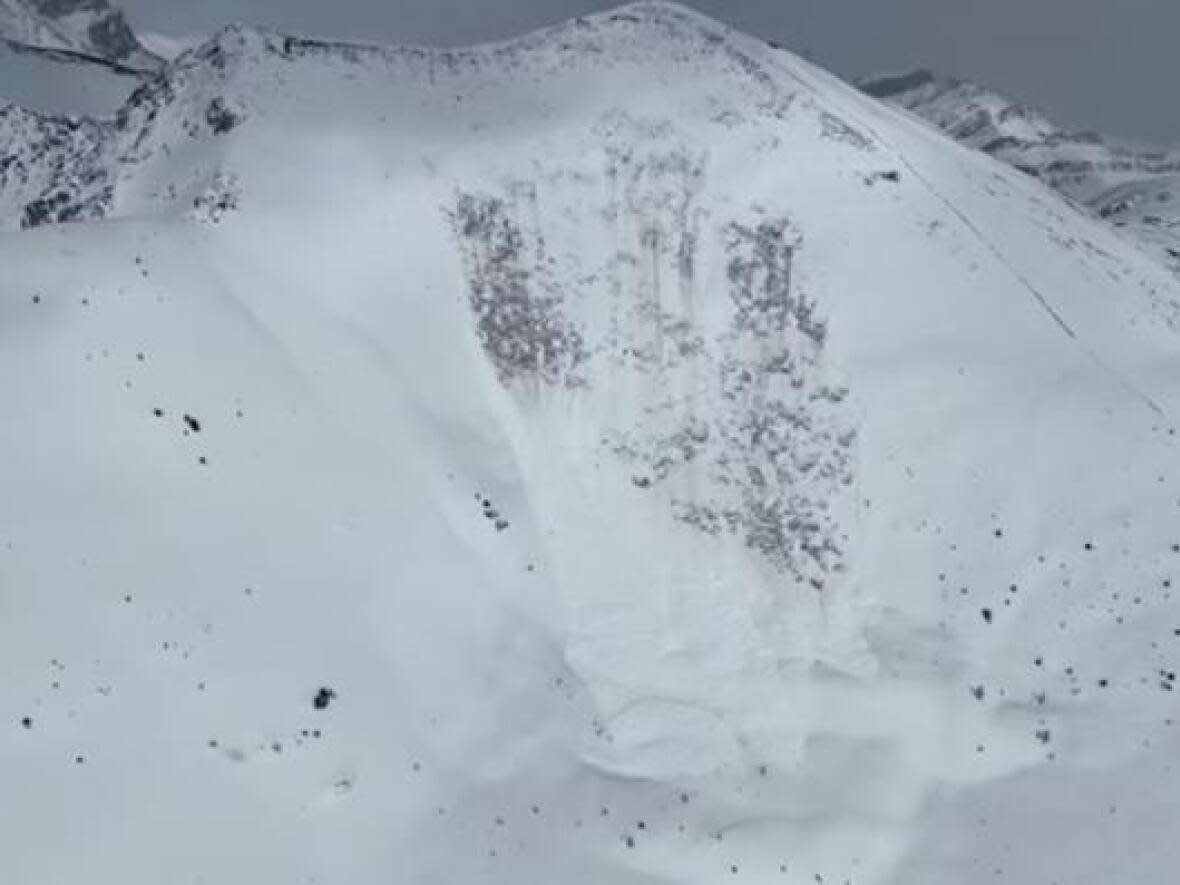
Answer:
2, 3, 1180, 883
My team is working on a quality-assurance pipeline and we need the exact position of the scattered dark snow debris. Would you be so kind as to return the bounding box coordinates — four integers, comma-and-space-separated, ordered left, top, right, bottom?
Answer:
74, 755, 84, 764
31, 295, 40, 304
1084, 542, 1095, 551
1035, 729, 1052, 744
20, 717, 32, 729
152, 408, 164, 418
205, 98, 242, 135
980, 608, 993, 624
198, 457, 208, 466
970, 685, 985, 701
313, 687, 337, 710
623, 835, 635, 849
476, 492, 510, 530
183, 414, 202, 433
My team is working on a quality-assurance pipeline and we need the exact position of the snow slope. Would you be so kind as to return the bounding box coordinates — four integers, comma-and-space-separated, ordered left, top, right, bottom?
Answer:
3, 4, 1180, 884
862, 70, 1180, 278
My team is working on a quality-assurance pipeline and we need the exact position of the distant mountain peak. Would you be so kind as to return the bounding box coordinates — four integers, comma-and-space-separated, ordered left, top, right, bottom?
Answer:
0, 0, 160, 70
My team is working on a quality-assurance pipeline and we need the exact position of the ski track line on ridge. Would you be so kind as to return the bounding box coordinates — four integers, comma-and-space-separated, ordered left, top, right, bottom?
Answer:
762, 57, 1168, 417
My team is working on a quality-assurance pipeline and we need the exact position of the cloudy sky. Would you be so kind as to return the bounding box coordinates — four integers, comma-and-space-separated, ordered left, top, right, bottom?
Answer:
118, 0, 1179, 145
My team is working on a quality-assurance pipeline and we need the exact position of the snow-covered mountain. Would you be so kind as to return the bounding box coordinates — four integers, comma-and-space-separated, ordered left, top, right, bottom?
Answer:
0, 0, 161, 116
0, 0, 158, 68
3, 4, 1180, 884
862, 70, 1180, 276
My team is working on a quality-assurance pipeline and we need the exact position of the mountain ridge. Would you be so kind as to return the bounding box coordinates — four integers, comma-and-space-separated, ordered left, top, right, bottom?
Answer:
861, 68, 1180, 277
3, 4, 1180, 884
0, 0, 162, 116
0, 0, 160, 69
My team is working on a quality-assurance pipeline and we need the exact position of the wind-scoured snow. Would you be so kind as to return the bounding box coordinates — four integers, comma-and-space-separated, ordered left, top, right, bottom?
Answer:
3, 4, 1180, 884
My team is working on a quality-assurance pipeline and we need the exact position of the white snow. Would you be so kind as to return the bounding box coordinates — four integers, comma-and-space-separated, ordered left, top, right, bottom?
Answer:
2, 3, 1180, 884
135, 29, 201, 61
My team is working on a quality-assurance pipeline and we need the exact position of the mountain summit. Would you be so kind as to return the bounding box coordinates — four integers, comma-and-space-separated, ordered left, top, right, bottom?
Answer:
3, 4, 1180, 884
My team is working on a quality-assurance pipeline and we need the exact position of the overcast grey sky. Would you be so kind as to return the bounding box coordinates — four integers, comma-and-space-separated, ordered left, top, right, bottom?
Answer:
118, 0, 1180, 145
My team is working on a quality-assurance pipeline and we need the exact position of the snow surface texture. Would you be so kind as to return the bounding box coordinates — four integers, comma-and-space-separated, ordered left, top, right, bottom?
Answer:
3, 3, 1180, 883
862, 70, 1180, 279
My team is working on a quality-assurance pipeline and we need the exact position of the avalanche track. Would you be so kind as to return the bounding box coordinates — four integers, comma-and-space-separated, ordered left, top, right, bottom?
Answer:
3, 4, 1180, 884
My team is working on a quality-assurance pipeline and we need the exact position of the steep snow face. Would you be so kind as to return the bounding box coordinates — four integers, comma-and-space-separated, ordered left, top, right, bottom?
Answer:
0, 0, 158, 68
4, 4, 1180, 885
862, 70, 1180, 277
